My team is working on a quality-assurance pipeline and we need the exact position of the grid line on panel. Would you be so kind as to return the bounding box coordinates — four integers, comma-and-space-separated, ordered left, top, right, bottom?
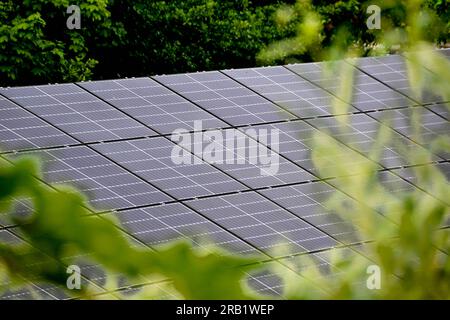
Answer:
350, 59, 426, 105
221, 69, 429, 170
282, 61, 442, 141
351, 57, 425, 103
153, 72, 297, 126
366, 108, 449, 161
284, 61, 418, 112
81, 81, 314, 192
221, 66, 361, 118
0, 153, 164, 256
401, 50, 450, 99
0, 95, 78, 153
1, 147, 270, 263
425, 103, 449, 121
184, 192, 339, 256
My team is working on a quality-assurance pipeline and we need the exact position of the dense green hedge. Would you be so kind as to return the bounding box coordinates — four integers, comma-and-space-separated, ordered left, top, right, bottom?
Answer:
0, 0, 447, 86
101, 0, 296, 79
0, 0, 296, 85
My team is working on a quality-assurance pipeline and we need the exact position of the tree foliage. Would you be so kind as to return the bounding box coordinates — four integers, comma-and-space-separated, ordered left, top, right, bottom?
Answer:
1, 0, 447, 85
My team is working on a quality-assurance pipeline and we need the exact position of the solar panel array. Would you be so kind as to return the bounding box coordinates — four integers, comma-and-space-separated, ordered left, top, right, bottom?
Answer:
0, 50, 449, 299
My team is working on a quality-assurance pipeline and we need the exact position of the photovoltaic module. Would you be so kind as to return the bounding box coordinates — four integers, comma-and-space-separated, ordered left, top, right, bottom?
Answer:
0, 50, 448, 299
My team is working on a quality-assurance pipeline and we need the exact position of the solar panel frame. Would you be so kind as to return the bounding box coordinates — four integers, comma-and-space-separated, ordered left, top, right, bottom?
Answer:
426, 103, 449, 121
247, 120, 377, 177
368, 107, 449, 160
258, 181, 395, 244
306, 112, 438, 169
187, 126, 315, 188
389, 162, 450, 207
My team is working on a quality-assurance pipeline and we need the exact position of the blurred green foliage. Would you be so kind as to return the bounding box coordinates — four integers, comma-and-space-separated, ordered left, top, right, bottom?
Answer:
261, 0, 450, 299
0, 156, 261, 299
258, 0, 449, 63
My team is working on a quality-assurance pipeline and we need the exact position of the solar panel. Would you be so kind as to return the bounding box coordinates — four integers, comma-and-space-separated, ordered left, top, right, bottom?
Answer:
249, 120, 374, 177
247, 246, 373, 297
327, 169, 419, 216
369, 107, 449, 160
223, 66, 359, 117
0, 84, 156, 143
78, 78, 228, 134
187, 127, 314, 188
109, 203, 260, 255
92, 137, 247, 200
1, 51, 448, 299
0, 228, 96, 300
185, 192, 337, 257
307, 113, 437, 169
6, 146, 171, 210
286, 60, 415, 111
154, 71, 296, 126
0, 96, 77, 152
259, 181, 394, 243
390, 162, 450, 207
355, 55, 447, 104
